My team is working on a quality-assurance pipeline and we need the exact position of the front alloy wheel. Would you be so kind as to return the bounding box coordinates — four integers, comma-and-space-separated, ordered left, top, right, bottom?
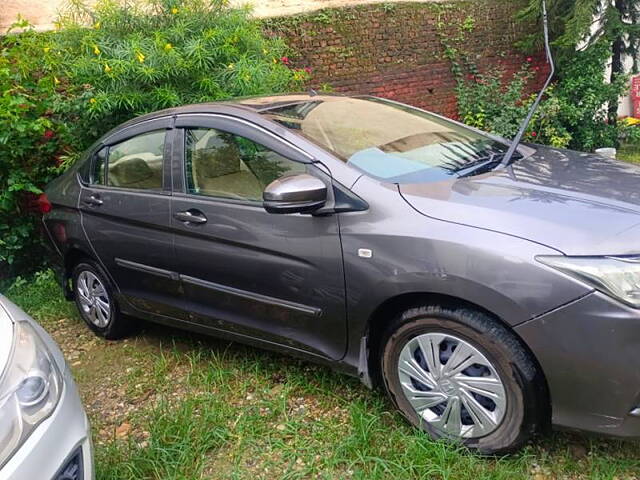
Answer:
381, 305, 546, 454
397, 333, 507, 439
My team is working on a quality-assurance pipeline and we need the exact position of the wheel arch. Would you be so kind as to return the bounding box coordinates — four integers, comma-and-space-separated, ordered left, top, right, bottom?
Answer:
62, 246, 97, 299
363, 291, 552, 428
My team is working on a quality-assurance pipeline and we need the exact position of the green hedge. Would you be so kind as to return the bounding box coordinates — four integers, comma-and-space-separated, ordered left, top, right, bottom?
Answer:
0, 0, 307, 278
455, 41, 629, 152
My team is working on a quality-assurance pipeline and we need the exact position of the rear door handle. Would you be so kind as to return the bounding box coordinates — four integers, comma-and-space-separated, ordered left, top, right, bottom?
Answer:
83, 195, 103, 207
174, 209, 207, 225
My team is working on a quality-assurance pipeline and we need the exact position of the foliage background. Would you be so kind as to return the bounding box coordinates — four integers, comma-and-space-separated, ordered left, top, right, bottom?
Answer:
0, 0, 307, 278
455, 41, 627, 151
1, 0, 638, 280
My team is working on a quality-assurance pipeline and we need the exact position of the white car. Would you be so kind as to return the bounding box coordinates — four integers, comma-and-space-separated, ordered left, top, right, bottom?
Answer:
0, 296, 94, 480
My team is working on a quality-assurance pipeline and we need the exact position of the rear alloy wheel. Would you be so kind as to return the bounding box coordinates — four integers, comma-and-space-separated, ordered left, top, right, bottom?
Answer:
72, 261, 135, 340
381, 305, 544, 455
76, 270, 111, 328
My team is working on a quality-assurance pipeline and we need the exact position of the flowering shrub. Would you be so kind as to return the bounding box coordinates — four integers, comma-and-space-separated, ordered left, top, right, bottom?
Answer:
54, 0, 308, 149
0, 0, 308, 277
0, 22, 72, 275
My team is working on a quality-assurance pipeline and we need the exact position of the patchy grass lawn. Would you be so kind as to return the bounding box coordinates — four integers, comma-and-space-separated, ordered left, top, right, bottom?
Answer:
619, 143, 640, 163
5, 272, 640, 480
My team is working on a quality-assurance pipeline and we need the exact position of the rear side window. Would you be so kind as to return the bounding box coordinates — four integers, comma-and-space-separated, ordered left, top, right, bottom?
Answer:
106, 131, 165, 190
88, 131, 166, 189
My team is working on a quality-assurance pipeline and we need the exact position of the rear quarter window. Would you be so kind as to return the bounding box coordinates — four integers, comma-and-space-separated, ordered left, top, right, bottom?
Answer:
89, 148, 107, 185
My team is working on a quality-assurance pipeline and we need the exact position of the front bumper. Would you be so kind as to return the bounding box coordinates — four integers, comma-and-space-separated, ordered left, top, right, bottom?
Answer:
0, 366, 94, 480
516, 291, 640, 437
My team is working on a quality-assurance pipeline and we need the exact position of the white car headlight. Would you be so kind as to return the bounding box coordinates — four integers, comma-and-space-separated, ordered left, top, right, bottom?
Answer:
0, 320, 62, 468
537, 255, 640, 308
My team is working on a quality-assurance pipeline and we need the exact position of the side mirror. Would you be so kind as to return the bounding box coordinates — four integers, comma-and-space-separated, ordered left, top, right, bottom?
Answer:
263, 173, 327, 214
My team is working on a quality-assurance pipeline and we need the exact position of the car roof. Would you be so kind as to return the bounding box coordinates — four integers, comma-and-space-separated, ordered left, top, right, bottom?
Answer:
113, 92, 349, 132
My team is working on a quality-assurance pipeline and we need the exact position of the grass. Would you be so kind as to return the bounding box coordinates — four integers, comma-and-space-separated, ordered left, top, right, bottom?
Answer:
619, 146, 640, 164
4, 271, 640, 480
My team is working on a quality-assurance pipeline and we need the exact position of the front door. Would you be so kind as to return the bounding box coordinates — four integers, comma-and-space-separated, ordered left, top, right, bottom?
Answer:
80, 119, 181, 318
169, 115, 347, 360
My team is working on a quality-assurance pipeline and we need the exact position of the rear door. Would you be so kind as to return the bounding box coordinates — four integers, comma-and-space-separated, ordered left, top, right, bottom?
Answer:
80, 118, 183, 318
169, 114, 347, 360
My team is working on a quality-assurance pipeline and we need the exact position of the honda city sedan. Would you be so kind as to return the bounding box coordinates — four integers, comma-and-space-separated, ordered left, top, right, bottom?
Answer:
41, 94, 640, 454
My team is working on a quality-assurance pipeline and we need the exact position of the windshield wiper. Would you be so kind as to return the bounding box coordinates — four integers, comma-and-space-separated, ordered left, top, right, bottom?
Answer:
454, 149, 525, 178
453, 153, 504, 177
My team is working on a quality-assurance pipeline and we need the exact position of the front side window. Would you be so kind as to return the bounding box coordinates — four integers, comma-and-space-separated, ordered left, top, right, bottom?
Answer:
106, 131, 165, 190
184, 128, 306, 201
262, 97, 512, 183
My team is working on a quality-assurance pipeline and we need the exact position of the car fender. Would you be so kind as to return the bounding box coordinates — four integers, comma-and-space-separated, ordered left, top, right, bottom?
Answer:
340, 175, 592, 370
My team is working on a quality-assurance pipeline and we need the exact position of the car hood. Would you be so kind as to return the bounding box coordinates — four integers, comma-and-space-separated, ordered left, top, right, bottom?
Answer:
400, 145, 640, 255
0, 301, 14, 382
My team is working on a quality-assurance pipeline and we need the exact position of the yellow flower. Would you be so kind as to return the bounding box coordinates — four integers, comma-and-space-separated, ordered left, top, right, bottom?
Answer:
53, 76, 60, 85
227, 63, 235, 70
164, 43, 173, 51
43, 46, 51, 53
136, 51, 145, 63
94, 22, 101, 29
104, 64, 112, 73
171, 7, 179, 14
93, 45, 101, 55
89, 98, 97, 104
272, 58, 277, 64
262, 48, 268, 55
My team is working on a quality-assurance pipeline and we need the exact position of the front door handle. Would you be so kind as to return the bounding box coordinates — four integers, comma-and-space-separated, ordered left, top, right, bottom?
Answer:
83, 194, 103, 207
174, 209, 207, 225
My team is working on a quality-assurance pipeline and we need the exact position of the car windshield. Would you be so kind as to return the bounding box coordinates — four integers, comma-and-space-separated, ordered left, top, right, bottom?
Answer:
261, 97, 510, 183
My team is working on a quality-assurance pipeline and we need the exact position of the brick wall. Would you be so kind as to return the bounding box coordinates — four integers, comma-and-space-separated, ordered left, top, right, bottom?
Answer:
265, 0, 548, 119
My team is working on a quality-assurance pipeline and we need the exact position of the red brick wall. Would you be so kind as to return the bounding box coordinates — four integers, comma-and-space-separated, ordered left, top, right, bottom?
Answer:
264, 0, 548, 119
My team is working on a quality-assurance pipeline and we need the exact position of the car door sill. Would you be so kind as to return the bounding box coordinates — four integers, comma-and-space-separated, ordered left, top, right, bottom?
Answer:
120, 300, 334, 362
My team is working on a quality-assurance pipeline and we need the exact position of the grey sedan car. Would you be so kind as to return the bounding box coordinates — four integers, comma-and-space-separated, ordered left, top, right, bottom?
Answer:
0, 296, 93, 479
41, 94, 640, 454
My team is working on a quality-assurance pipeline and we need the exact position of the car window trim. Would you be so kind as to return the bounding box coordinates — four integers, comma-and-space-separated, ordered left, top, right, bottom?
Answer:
101, 116, 173, 145
171, 190, 264, 208
84, 183, 171, 197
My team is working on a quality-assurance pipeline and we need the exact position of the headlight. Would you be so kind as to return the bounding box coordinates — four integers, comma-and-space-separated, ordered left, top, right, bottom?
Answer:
0, 321, 62, 468
537, 255, 640, 308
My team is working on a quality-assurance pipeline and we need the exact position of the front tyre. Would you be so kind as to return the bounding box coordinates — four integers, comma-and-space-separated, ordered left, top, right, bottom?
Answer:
72, 261, 135, 340
381, 305, 544, 455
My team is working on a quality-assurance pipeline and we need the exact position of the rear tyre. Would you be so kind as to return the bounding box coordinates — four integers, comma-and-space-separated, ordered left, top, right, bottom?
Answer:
71, 261, 136, 340
380, 305, 544, 455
